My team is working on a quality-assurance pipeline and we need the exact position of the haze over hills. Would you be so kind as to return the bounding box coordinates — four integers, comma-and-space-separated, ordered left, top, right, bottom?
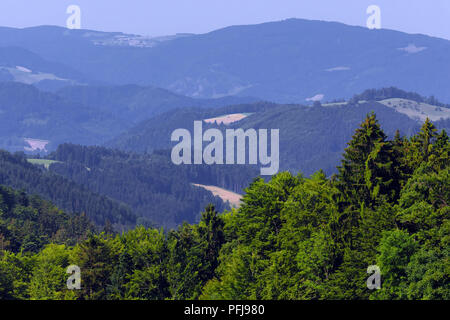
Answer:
55, 85, 259, 125
0, 82, 123, 152
0, 19, 449, 103
0, 46, 87, 91
0, 82, 257, 152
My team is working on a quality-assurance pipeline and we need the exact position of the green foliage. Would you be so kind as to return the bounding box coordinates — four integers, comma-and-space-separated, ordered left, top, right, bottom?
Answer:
28, 244, 71, 300
203, 114, 448, 300
372, 230, 418, 299
71, 235, 114, 300
337, 112, 388, 207
0, 114, 448, 300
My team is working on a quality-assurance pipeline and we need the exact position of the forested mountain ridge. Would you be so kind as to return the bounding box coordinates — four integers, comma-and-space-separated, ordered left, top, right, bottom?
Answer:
349, 87, 450, 108
46, 145, 228, 229
109, 88, 450, 175
0, 185, 94, 254
0, 81, 257, 153
0, 13, 448, 301
106, 102, 276, 153
0, 143, 258, 230
55, 84, 258, 125
0, 82, 123, 151
0, 114, 447, 300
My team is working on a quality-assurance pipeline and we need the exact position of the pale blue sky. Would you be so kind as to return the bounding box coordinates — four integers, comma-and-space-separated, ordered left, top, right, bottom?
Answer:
1, 0, 449, 39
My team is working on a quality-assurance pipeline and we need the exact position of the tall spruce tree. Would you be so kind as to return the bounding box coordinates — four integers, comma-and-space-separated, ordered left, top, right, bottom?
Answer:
337, 113, 387, 207
416, 118, 438, 161
197, 204, 225, 280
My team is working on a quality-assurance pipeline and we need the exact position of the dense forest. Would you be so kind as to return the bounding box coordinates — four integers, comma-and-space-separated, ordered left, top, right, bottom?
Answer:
47, 144, 252, 228
0, 185, 94, 253
0, 150, 137, 227
0, 113, 448, 300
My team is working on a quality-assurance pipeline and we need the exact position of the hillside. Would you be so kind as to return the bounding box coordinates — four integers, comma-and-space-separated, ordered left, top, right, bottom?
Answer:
0, 144, 259, 229
106, 102, 276, 153
0, 46, 88, 90
378, 98, 450, 122
45, 145, 226, 228
192, 183, 242, 208
0, 149, 136, 227
45, 144, 258, 228
0, 185, 94, 253
56, 84, 258, 125
109, 90, 450, 175
0, 82, 124, 152
0, 5, 448, 302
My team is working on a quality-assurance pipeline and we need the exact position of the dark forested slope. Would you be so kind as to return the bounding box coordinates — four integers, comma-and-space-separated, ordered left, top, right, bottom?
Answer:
0, 150, 136, 227
46, 144, 259, 228
0, 185, 94, 254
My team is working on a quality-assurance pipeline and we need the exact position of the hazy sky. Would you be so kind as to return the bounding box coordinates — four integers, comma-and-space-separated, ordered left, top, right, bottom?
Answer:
1, 0, 449, 39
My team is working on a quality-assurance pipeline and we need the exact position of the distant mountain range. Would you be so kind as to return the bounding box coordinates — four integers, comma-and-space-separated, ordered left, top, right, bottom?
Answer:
55, 84, 258, 125
0, 19, 449, 103
1, 75, 449, 176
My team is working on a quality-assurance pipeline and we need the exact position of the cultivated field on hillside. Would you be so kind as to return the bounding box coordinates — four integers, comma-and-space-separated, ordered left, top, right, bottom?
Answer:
203, 113, 252, 125
380, 98, 450, 122
192, 183, 242, 208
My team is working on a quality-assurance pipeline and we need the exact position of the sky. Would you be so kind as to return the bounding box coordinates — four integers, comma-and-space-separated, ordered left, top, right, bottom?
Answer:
0, 0, 449, 40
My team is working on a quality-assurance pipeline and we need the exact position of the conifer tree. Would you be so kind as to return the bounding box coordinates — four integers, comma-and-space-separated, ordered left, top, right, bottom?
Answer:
337, 113, 387, 207
416, 118, 438, 161
197, 205, 225, 280
73, 235, 113, 300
